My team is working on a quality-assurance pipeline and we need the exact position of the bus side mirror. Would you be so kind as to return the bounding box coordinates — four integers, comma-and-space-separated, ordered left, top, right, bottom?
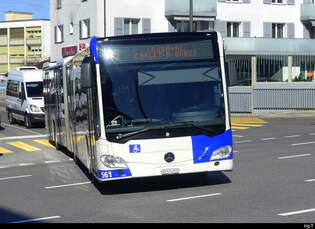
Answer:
81, 56, 96, 89
226, 61, 238, 87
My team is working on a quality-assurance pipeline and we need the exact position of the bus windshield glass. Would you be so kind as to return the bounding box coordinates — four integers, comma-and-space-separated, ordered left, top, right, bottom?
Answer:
25, 82, 43, 97
98, 36, 225, 142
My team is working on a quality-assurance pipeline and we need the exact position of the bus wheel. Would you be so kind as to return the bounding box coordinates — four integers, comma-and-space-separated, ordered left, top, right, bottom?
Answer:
52, 122, 59, 150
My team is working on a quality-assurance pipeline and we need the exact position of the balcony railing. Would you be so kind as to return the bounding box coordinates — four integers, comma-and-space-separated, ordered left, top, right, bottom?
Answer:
165, 0, 217, 17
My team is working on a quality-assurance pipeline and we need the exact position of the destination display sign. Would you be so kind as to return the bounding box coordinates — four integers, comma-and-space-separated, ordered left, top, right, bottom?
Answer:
99, 40, 213, 64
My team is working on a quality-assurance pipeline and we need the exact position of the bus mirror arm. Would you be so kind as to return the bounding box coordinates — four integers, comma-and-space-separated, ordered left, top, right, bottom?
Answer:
81, 56, 96, 89
225, 61, 238, 87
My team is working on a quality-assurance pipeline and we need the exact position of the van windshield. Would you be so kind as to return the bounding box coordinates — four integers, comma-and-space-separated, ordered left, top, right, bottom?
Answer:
25, 82, 43, 97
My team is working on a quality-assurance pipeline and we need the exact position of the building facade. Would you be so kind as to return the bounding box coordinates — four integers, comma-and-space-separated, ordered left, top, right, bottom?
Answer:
0, 12, 50, 75
50, 0, 169, 61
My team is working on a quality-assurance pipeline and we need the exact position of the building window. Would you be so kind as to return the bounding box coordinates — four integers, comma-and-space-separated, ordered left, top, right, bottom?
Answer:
69, 22, 74, 35
55, 25, 64, 43
80, 19, 90, 39
272, 23, 284, 38
227, 22, 240, 37
57, 0, 62, 9
272, 0, 283, 3
124, 19, 139, 35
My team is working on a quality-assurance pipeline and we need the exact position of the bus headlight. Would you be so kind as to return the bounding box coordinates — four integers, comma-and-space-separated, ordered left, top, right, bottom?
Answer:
100, 155, 128, 169
210, 145, 232, 161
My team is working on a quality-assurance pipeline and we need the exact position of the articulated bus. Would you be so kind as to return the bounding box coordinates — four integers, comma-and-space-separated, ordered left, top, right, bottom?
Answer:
43, 32, 234, 183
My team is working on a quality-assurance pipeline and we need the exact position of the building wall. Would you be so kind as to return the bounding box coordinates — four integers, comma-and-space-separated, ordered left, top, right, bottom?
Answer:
50, 0, 169, 61
217, 0, 304, 38
0, 19, 50, 74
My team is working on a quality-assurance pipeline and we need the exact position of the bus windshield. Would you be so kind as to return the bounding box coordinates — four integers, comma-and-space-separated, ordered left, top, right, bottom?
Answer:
98, 36, 225, 142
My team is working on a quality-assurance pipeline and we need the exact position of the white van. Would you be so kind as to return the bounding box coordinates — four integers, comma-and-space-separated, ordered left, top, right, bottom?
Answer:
5, 66, 45, 128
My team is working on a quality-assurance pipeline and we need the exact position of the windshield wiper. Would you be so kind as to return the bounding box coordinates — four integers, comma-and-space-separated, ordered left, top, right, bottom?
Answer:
115, 127, 151, 140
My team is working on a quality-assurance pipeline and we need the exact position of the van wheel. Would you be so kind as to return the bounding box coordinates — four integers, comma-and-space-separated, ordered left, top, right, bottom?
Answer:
7, 111, 16, 124
24, 114, 33, 128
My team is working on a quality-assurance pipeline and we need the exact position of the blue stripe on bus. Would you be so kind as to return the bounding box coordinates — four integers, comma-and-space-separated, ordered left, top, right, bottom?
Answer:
98, 169, 132, 180
191, 129, 233, 164
90, 36, 99, 64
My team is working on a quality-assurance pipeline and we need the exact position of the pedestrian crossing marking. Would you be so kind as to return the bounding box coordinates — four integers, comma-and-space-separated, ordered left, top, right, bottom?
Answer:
33, 139, 55, 148
7, 141, 41, 152
0, 147, 12, 154
231, 117, 268, 131
232, 123, 265, 127
231, 126, 250, 130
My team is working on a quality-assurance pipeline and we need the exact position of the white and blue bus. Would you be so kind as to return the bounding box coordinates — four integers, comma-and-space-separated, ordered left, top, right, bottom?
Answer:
43, 32, 234, 183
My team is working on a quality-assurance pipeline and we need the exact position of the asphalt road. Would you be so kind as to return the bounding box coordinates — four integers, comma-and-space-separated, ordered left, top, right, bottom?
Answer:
0, 100, 314, 223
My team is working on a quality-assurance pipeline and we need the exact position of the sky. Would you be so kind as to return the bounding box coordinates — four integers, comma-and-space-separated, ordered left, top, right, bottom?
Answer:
0, 0, 49, 21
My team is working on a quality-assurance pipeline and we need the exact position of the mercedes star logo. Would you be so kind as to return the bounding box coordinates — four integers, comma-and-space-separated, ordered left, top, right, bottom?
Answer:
164, 152, 175, 163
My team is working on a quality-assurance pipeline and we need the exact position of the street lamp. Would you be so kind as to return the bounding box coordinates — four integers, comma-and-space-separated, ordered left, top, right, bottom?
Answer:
189, 0, 193, 32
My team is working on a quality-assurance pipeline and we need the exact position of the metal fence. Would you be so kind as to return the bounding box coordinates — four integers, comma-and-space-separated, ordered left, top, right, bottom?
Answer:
227, 54, 315, 113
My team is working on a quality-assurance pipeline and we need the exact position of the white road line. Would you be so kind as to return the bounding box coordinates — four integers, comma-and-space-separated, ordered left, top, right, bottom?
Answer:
291, 141, 315, 146
277, 154, 312, 159
0, 175, 32, 181
0, 134, 47, 141
167, 193, 222, 202
261, 137, 276, 141
45, 181, 91, 189
305, 178, 315, 182
1, 123, 43, 135
232, 135, 244, 138
8, 216, 61, 224
235, 140, 252, 144
284, 135, 300, 138
278, 208, 315, 217
309, 133, 315, 136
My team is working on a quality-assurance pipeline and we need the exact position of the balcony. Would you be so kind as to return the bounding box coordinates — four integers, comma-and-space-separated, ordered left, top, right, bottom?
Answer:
10, 56, 25, 64
224, 37, 315, 56
165, 0, 217, 18
300, 1, 315, 25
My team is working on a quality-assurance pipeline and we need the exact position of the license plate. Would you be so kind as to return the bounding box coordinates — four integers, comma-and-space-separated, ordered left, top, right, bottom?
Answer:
161, 168, 180, 175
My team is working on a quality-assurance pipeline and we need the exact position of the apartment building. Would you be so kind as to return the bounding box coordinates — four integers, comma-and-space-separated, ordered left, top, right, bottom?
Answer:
0, 12, 50, 75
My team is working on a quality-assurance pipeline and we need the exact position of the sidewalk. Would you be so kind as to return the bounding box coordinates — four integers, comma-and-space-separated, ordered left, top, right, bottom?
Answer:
231, 110, 315, 118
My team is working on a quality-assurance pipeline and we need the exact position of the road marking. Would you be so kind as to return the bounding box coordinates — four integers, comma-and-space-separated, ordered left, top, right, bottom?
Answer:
1, 123, 43, 135
305, 178, 315, 182
291, 141, 315, 146
231, 117, 267, 124
284, 135, 301, 138
6, 141, 41, 151
0, 134, 47, 141
8, 216, 61, 224
45, 181, 91, 189
33, 139, 55, 148
167, 193, 222, 202
277, 154, 312, 159
232, 123, 265, 127
0, 175, 32, 181
235, 140, 252, 144
278, 208, 315, 217
231, 126, 249, 130
261, 137, 276, 141
232, 134, 245, 138
0, 146, 12, 154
